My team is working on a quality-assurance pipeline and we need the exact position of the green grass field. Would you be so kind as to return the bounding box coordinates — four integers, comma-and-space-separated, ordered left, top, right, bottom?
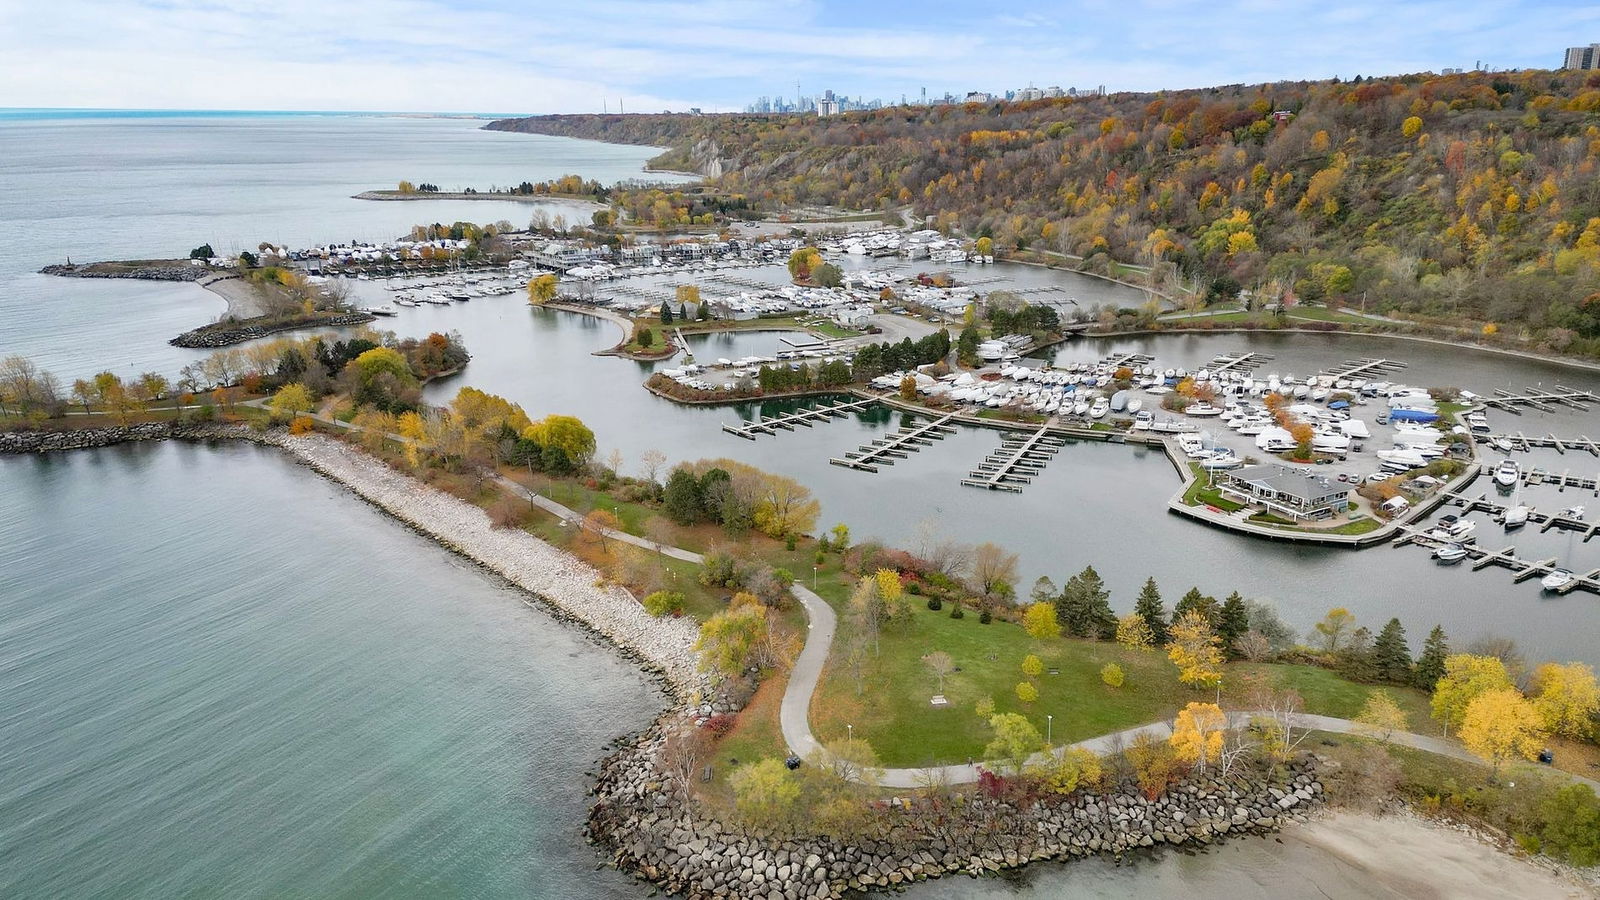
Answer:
810, 600, 1444, 767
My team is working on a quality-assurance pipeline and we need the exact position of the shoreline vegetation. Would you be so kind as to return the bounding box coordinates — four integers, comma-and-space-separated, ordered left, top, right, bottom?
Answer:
8, 311, 1600, 896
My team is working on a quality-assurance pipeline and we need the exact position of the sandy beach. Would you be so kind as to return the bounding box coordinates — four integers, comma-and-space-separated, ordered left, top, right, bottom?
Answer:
196, 273, 268, 319
1281, 811, 1595, 899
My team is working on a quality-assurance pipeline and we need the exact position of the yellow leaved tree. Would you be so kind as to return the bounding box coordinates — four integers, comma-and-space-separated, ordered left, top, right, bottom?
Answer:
1167, 610, 1224, 689
1460, 688, 1545, 773
1170, 702, 1227, 770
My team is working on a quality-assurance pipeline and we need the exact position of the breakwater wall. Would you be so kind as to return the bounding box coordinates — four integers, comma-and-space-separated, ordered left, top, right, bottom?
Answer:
170, 312, 376, 348
0, 422, 266, 454
590, 721, 1325, 899
40, 262, 208, 282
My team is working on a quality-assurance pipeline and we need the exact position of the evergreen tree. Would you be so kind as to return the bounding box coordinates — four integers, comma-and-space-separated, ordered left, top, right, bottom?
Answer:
1134, 577, 1170, 645
1172, 587, 1218, 628
1217, 591, 1249, 659
662, 469, 704, 524
660, 301, 675, 324
1337, 626, 1377, 682
1055, 566, 1112, 639
956, 326, 979, 366
678, 303, 688, 320
1372, 617, 1413, 684
1413, 625, 1450, 690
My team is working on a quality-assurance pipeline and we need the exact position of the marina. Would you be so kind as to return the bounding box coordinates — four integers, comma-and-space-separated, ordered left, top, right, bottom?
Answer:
829, 414, 957, 472
1390, 526, 1600, 595
719, 398, 877, 440
960, 422, 1068, 492
1480, 385, 1600, 413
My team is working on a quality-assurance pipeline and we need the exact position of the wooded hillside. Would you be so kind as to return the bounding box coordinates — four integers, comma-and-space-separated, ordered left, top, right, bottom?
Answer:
492, 70, 1600, 357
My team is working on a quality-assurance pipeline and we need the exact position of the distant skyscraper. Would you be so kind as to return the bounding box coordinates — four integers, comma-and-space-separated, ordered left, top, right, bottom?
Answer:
1564, 43, 1600, 70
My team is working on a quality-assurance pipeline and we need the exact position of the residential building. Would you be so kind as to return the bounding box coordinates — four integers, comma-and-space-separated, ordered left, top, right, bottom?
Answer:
1564, 43, 1600, 70
1219, 464, 1351, 521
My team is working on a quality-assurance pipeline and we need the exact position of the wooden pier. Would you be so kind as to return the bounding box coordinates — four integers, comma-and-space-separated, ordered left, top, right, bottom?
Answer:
1521, 468, 1600, 492
1207, 351, 1271, 376
1479, 432, 1600, 457
1101, 352, 1154, 371
960, 422, 1068, 492
829, 414, 957, 472
1481, 385, 1600, 414
721, 398, 876, 440
1444, 492, 1600, 540
1317, 357, 1407, 382
1389, 525, 1600, 594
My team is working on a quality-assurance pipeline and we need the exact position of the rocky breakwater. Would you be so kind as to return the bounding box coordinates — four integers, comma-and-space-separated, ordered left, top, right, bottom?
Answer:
0, 421, 266, 454
41, 261, 209, 281
589, 725, 1325, 900
276, 434, 710, 697
170, 311, 376, 348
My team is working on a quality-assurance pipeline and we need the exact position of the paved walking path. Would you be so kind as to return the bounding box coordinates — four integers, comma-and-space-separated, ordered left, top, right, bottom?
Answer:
274, 407, 1600, 794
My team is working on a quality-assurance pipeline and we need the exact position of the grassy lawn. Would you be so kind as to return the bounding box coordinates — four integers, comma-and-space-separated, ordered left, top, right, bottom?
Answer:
809, 601, 1456, 768
1181, 463, 1246, 511
1284, 306, 1375, 325
700, 673, 793, 802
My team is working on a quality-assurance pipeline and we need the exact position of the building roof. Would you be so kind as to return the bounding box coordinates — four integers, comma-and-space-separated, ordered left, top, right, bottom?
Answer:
1228, 464, 1348, 504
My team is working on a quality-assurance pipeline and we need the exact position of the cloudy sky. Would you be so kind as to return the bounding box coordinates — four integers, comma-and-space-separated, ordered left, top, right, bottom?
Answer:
3, 0, 1599, 113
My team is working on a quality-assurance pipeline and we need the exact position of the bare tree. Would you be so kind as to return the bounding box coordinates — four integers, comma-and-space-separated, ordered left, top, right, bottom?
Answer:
1234, 630, 1273, 662
639, 448, 668, 485
970, 542, 1019, 598
659, 723, 710, 800
923, 651, 955, 694
1249, 684, 1310, 764
606, 448, 625, 478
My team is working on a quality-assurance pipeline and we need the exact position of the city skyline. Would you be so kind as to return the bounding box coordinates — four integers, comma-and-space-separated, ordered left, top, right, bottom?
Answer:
3, 1, 1600, 113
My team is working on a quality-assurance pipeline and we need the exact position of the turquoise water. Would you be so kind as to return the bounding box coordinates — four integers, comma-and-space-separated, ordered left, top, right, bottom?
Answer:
0, 441, 660, 898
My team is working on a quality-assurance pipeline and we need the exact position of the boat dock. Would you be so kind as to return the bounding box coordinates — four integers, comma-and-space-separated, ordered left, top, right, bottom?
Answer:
1443, 493, 1600, 540
721, 398, 876, 440
1481, 385, 1600, 414
1102, 352, 1154, 371
1208, 351, 1272, 376
1317, 357, 1407, 382
960, 422, 1068, 492
1390, 526, 1600, 595
1480, 432, 1600, 456
829, 414, 957, 472
1521, 468, 1600, 492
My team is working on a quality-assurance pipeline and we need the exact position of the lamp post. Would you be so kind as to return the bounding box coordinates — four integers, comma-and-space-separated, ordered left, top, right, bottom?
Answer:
1047, 714, 1053, 746
847, 724, 853, 743
812, 565, 818, 589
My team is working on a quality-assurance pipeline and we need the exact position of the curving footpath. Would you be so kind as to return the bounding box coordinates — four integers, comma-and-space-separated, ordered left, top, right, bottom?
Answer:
279, 411, 1600, 795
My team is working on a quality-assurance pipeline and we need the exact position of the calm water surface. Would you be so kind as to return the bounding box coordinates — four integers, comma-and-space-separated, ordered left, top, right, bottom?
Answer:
0, 440, 661, 898
5, 113, 1600, 898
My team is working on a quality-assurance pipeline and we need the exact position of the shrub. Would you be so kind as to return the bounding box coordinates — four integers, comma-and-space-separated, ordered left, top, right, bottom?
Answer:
1015, 681, 1038, 703
979, 609, 992, 624
926, 597, 943, 611
950, 604, 965, 620
487, 496, 528, 529
906, 582, 922, 595
704, 714, 737, 736
643, 590, 686, 617
288, 415, 316, 435
1101, 662, 1125, 688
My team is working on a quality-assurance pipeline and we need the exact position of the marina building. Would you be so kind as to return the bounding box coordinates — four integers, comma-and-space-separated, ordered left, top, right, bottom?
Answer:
1219, 464, 1351, 521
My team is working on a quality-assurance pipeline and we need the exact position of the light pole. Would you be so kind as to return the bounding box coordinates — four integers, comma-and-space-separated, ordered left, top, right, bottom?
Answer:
813, 565, 818, 589
1047, 714, 1053, 746
847, 723, 853, 743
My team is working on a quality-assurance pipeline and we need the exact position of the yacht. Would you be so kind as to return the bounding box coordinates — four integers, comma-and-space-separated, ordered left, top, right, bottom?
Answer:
1502, 504, 1530, 528
1560, 505, 1587, 521
1089, 397, 1110, 419
1541, 568, 1576, 592
1433, 543, 1469, 564
1198, 452, 1244, 471
1186, 402, 1223, 417
1493, 459, 1521, 489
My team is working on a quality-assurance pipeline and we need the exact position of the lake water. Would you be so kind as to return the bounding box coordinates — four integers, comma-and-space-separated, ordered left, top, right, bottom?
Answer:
0, 440, 661, 898
3, 112, 1598, 897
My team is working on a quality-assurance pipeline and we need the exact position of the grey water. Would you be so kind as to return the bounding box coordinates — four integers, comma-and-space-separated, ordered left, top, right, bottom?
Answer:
3, 111, 1597, 897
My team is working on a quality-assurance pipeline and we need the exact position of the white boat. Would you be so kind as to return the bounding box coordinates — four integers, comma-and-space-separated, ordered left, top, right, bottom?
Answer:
1198, 453, 1244, 471
1493, 459, 1521, 489
1433, 543, 1468, 563
1109, 390, 1129, 413
1560, 505, 1587, 521
1126, 397, 1143, 413
1176, 434, 1206, 457
1073, 400, 1090, 416
1377, 448, 1428, 468
1491, 437, 1513, 452
1541, 568, 1576, 591
361, 304, 398, 316
1503, 504, 1530, 528
1089, 397, 1110, 419
1186, 403, 1223, 417
1132, 410, 1154, 430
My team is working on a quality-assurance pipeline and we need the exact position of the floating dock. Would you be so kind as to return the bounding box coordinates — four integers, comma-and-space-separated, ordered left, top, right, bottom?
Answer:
1317, 357, 1407, 382
1444, 493, 1600, 540
1481, 385, 1600, 414
1207, 350, 1273, 376
829, 414, 957, 472
721, 398, 876, 440
1390, 525, 1600, 595
1480, 432, 1600, 457
960, 422, 1068, 492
